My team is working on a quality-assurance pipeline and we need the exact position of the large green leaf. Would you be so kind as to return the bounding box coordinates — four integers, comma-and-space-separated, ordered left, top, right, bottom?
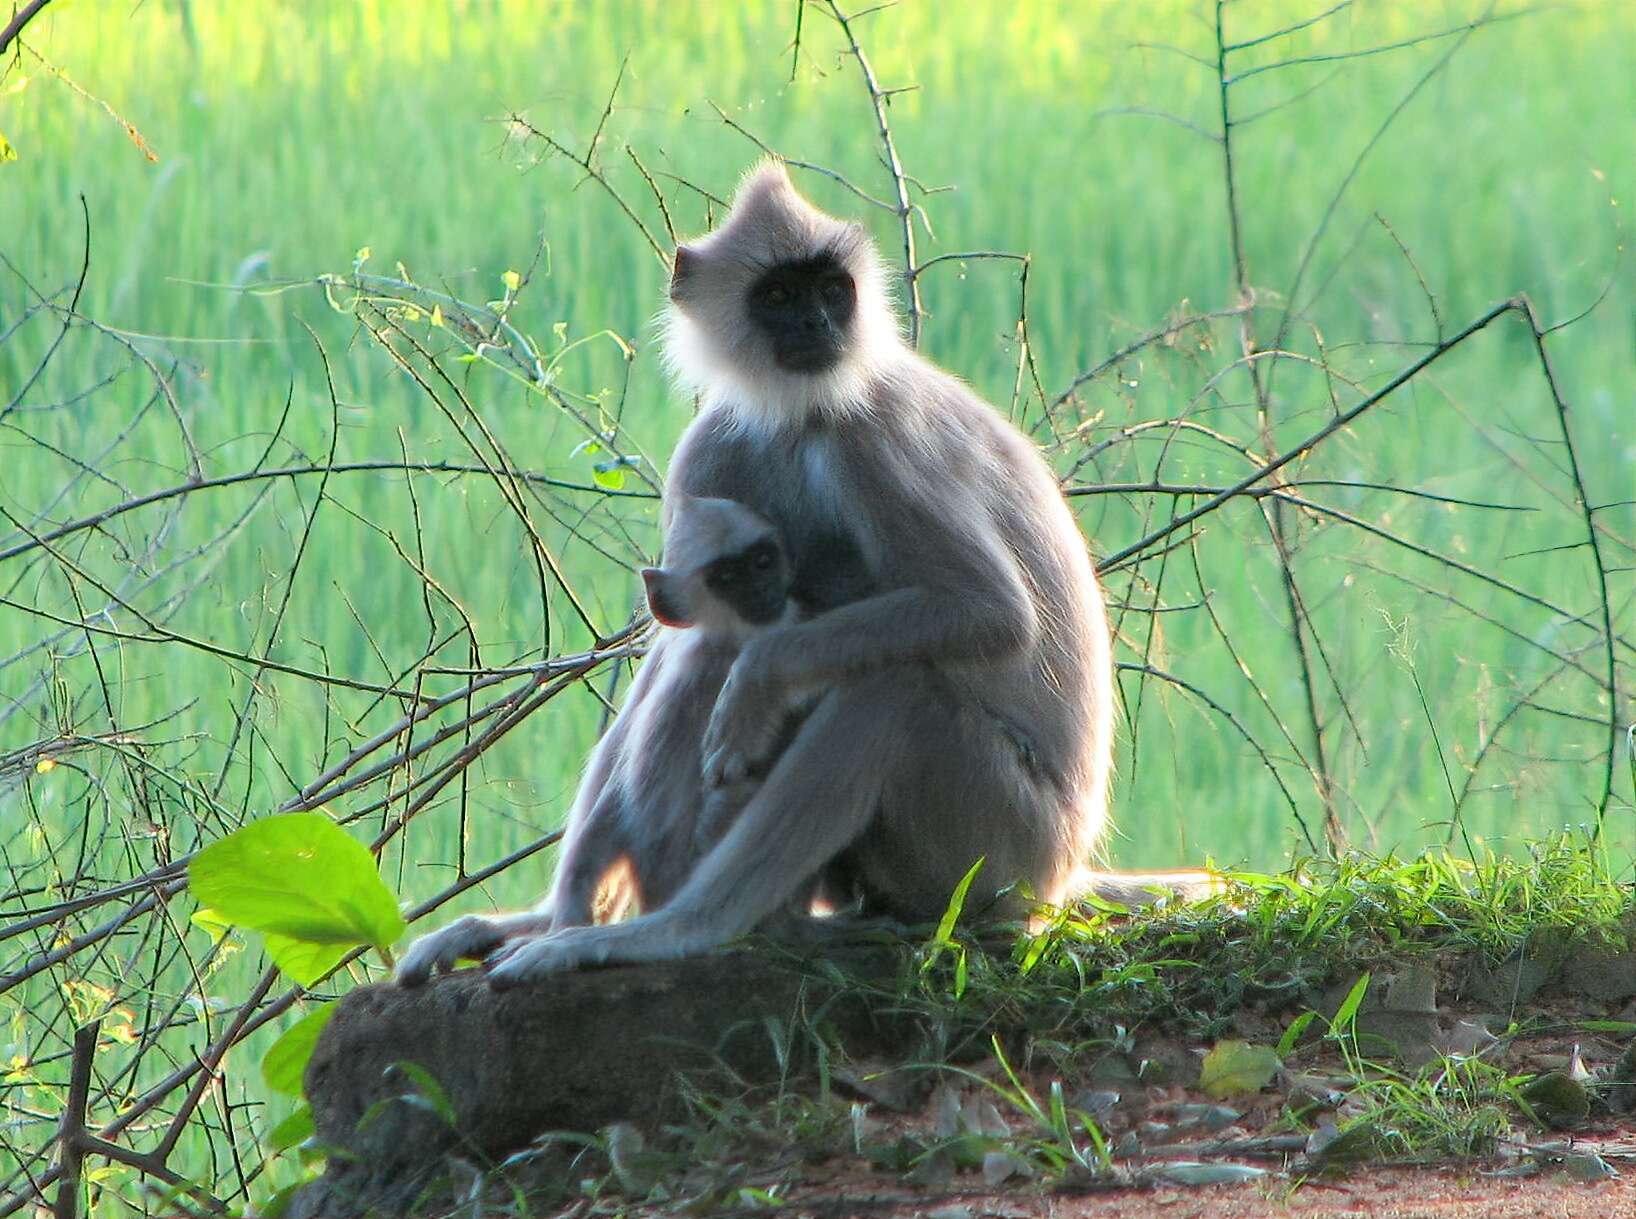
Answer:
262, 1004, 337, 1097
264, 934, 353, 988
193, 907, 352, 986
188, 813, 406, 949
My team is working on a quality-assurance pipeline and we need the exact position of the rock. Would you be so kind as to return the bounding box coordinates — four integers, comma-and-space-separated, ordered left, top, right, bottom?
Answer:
1560, 938, 1636, 1003
291, 944, 915, 1217
1459, 933, 1571, 1008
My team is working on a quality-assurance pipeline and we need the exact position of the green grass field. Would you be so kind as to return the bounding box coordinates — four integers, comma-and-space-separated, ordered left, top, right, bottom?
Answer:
1, 0, 1632, 1207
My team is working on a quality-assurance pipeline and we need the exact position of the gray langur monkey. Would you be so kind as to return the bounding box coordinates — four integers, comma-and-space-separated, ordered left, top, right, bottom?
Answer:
401, 159, 1207, 988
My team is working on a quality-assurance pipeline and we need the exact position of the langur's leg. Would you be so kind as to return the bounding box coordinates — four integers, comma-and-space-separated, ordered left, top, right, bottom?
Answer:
486, 670, 1052, 984
537, 788, 632, 930
843, 687, 1061, 924
397, 789, 628, 986
487, 672, 920, 984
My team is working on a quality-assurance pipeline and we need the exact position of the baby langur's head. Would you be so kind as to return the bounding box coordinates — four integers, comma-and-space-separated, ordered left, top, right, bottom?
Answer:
641, 496, 792, 638
663, 159, 900, 421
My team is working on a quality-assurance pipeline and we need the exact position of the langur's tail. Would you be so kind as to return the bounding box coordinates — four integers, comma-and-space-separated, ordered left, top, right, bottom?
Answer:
1070, 867, 1225, 909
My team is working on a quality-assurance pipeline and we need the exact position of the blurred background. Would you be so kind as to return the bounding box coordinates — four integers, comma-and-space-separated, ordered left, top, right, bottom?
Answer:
0, 0, 1631, 1205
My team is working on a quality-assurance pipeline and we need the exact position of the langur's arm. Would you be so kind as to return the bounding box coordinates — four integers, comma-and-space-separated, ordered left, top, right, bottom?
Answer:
746, 515, 1034, 692
701, 511, 1034, 784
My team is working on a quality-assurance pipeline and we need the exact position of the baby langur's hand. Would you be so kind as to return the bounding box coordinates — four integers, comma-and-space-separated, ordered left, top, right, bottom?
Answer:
395, 915, 507, 987
701, 651, 787, 790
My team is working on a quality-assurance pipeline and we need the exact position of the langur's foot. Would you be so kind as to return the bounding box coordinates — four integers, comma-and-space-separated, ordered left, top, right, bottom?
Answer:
396, 915, 508, 987
485, 918, 709, 988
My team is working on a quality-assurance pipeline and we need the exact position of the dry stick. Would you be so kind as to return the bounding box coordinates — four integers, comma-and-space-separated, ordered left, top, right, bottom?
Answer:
508, 110, 668, 265
0, 0, 53, 59
0, 460, 652, 566
1, 198, 89, 422
1047, 305, 1253, 418
45, 303, 203, 485
1263, 4, 1489, 406
1096, 296, 1513, 565
211, 325, 342, 806
0, 580, 415, 701
283, 638, 639, 810
2, 638, 638, 954
1185, 526, 1325, 829
364, 307, 601, 642
51, 1021, 95, 1219
821, 0, 922, 345
1516, 296, 1619, 820
369, 650, 617, 845
299, 648, 644, 818
0, 887, 172, 995
709, 101, 895, 213
1222, 0, 1352, 53
1213, 0, 1341, 852
0, 641, 600, 1211
0, 838, 578, 1212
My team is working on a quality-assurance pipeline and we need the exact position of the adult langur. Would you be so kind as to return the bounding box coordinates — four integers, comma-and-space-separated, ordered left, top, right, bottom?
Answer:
400, 161, 1206, 988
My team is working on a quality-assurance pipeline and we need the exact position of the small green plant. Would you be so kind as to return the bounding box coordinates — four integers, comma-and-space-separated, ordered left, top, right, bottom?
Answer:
187, 811, 406, 1206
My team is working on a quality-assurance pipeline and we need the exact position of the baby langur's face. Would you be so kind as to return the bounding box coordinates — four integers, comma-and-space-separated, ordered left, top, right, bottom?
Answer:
642, 498, 792, 635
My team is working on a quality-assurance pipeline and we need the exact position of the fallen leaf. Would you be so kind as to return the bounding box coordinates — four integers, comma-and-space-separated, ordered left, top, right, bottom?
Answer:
1199, 1040, 1280, 1099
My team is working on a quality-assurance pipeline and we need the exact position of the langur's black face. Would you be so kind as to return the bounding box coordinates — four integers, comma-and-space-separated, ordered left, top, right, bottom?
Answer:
704, 534, 791, 625
747, 254, 857, 374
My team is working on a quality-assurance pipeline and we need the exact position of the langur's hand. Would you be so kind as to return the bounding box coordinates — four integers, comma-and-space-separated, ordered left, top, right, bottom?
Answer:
702, 643, 789, 789
396, 914, 507, 987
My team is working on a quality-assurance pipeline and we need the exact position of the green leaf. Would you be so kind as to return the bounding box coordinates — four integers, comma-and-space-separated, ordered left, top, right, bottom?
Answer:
266, 1103, 315, 1152
263, 935, 352, 988
188, 812, 406, 949
1276, 1009, 1319, 1058
1198, 1040, 1280, 1099
501, 269, 521, 293
1330, 972, 1372, 1034
262, 1004, 336, 1096
934, 856, 986, 946
591, 459, 627, 490
387, 1060, 457, 1126
190, 908, 232, 943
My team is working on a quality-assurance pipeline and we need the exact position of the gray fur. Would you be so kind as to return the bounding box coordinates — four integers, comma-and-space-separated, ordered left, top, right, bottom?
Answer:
402, 160, 1205, 989
476, 162, 1114, 984
398, 494, 806, 985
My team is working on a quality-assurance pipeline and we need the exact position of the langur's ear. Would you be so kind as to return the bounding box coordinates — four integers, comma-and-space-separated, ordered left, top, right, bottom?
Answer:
641, 568, 692, 628
669, 246, 701, 303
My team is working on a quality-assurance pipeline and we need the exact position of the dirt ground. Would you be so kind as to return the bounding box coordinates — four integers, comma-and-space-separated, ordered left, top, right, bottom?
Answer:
759, 1156, 1636, 1218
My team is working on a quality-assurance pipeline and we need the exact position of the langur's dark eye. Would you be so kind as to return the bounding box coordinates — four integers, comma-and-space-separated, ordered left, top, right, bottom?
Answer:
752, 550, 775, 570
763, 285, 790, 306
823, 277, 852, 301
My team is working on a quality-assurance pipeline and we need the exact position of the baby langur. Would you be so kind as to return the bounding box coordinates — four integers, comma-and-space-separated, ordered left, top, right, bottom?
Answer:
626, 493, 808, 899
396, 496, 833, 985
